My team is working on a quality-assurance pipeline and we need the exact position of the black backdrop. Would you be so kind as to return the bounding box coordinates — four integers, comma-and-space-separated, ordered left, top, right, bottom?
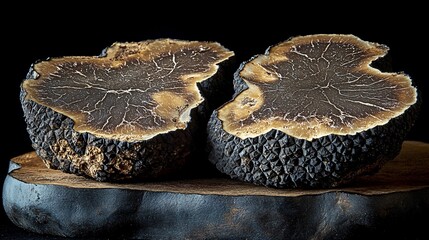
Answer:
1, 6, 428, 226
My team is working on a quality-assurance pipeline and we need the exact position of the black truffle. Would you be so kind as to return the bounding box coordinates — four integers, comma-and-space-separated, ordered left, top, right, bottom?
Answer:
21, 39, 234, 181
207, 34, 419, 188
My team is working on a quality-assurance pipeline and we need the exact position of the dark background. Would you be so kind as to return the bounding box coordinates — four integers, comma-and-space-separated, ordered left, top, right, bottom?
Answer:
1, 5, 428, 237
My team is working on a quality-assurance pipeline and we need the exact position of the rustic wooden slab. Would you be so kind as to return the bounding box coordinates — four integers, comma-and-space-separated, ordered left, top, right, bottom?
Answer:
2, 141, 429, 239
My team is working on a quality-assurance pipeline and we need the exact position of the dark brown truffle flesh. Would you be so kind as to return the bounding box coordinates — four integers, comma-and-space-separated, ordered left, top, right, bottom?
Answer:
207, 34, 419, 188
21, 39, 234, 181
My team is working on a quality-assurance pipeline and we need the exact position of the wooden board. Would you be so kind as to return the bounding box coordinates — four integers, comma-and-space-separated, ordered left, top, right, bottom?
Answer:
2, 141, 429, 239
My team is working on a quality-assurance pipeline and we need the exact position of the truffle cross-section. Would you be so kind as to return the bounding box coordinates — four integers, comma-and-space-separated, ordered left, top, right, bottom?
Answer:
21, 39, 234, 181
219, 35, 416, 141
208, 34, 419, 188
24, 39, 233, 142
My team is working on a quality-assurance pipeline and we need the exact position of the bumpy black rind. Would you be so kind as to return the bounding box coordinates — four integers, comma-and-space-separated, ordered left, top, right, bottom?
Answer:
21, 59, 233, 182
207, 66, 420, 189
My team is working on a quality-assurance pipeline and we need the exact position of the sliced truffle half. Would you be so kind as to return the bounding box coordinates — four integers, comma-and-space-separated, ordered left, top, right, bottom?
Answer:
21, 39, 234, 181
207, 34, 418, 188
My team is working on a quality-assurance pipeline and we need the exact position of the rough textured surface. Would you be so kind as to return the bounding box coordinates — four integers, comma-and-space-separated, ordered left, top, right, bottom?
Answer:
2, 141, 429, 239
21, 39, 233, 181
208, 34, 420, 188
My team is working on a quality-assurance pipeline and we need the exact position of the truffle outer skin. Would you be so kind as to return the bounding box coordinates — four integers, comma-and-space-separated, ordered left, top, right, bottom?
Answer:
207, 64, 420, 188
21, 60, 232, 182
